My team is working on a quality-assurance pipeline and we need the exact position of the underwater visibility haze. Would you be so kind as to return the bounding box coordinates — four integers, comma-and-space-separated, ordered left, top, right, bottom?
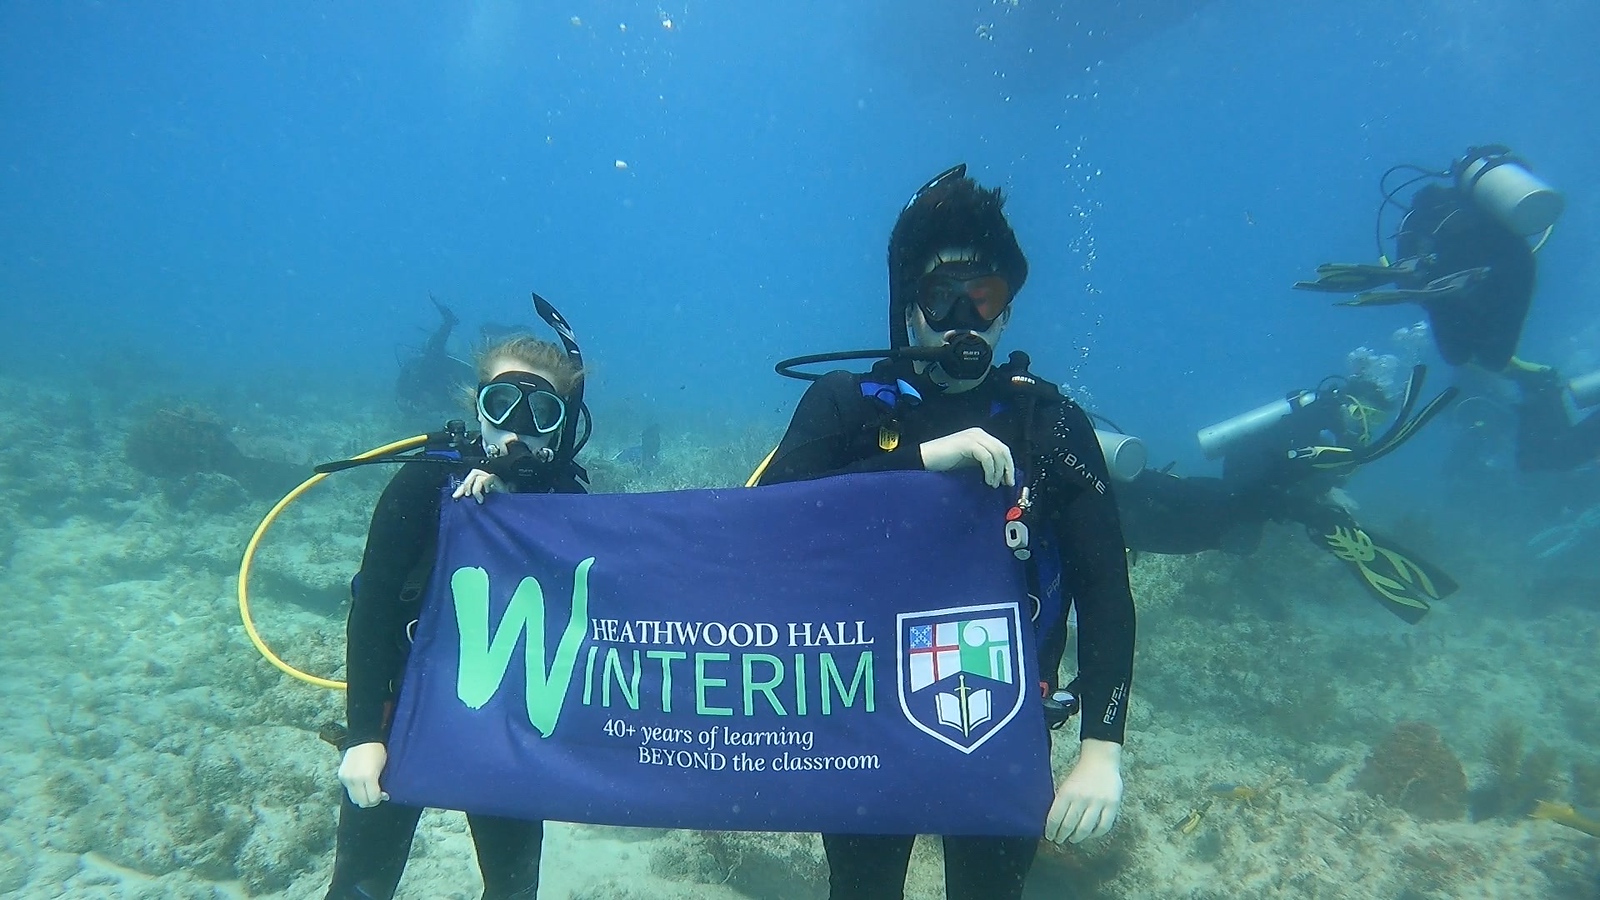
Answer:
1, 0, 1598, 897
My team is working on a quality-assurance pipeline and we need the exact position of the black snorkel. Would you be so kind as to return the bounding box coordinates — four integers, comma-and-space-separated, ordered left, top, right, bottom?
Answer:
313, 292, 591, 481
531, 291, 592, 481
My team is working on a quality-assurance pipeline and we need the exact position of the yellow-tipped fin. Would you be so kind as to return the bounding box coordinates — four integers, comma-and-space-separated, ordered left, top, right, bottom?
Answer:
1530, 800, 1600, 838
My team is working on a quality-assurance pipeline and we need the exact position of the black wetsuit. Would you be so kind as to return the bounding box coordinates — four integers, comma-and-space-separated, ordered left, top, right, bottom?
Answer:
396, 303, 471, 417
757, 359, 1135, 900
1118, 393, 1350, 555
1517, 379, 1600, 472
327, 454, 584, 900
1397, 184, 1536, 371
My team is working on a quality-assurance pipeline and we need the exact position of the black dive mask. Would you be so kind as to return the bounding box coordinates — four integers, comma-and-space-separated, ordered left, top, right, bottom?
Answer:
477, 372, 567, 437
916, 267, 1013, 333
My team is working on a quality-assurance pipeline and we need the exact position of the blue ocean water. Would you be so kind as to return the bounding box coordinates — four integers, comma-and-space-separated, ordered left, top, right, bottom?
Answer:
5, 0, 1593, 450
3, 1, 1599, 897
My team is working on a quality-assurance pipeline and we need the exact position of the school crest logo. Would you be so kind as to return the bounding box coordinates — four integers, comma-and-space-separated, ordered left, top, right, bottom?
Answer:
896, 602, 1025, 753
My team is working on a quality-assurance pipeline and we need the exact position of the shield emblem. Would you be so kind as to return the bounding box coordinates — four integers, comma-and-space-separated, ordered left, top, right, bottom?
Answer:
896, 602, 1027, 754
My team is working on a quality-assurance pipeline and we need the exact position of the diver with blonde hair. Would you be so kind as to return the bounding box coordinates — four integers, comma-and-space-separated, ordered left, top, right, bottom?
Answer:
325, 297, 590, 900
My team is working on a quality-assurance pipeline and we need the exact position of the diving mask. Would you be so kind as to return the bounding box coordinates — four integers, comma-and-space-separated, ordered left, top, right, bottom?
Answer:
477, 372, 567, 437
916, 266, 1013, 332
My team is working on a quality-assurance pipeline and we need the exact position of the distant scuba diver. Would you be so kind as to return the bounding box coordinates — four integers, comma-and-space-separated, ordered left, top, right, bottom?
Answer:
1295, 144, 1564, 374
395, 295, 473, 417
610, 424, 663, 471
1117, 366, 1460, 623
1512, 365, 1600, 472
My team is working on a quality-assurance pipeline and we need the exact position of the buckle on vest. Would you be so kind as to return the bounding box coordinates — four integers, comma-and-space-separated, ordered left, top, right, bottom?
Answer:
879, 424, 900, 451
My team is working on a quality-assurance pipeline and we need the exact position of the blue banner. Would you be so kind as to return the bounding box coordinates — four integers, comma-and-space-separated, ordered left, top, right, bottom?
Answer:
382, 471, 1053, 835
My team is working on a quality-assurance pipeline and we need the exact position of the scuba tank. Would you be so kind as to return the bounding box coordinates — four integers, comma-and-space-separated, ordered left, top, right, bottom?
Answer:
1453, 145, 1565, 237
1094, 429, 1146, 483
1569, 369, 1600, 409
1197, 390, 1321, 460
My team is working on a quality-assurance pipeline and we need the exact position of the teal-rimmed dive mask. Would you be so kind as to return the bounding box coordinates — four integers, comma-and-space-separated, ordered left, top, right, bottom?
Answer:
476, 372, 567, 437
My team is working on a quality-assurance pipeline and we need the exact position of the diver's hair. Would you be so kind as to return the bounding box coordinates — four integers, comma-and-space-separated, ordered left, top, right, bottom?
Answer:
465, 334, 584, 407
886, 171, 1028, 348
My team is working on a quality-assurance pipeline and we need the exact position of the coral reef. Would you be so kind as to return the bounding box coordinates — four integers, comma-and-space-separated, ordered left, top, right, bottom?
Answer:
1, 372, 1597, 898
123, 403, 306, 502
123, 405, 244, 480
1571, 759, 1600, 809
1354, 722, 1467, 821
1471, 719, 1561, 820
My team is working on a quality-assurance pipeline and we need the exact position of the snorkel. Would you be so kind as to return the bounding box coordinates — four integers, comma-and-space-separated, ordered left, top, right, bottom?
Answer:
531, 292, 592, 468
240, 290, 590, 689
315, 292, 591, 480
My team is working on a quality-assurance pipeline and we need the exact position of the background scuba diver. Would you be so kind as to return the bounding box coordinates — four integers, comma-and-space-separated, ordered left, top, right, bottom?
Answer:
326, 302, 591, 900
1513, 365, 1600, 472
395, 294, 474, 419
1117, 365, 1459, 623
756, 164, 1135, 900
1295, 144, 1564, 374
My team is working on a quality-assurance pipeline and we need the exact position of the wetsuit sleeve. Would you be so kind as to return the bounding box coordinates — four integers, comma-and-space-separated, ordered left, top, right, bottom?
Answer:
1037, 403, 1136, 744
757, 371, 923, 485
346, 462, 446, 746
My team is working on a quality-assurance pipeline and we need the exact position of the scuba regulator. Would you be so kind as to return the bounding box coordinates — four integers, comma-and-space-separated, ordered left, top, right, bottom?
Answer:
239, 291, 591, 690
1375, 144, 1564, 262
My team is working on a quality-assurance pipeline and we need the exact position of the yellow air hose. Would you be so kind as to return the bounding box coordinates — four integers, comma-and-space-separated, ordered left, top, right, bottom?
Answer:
745, 446, 778, 488
238, 434, 428, 689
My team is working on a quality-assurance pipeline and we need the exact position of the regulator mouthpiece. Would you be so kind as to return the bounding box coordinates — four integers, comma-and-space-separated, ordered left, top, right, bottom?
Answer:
931, 331, 993, 381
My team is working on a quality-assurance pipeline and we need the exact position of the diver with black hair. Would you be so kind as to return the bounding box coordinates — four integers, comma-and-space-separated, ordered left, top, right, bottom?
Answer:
323, 295, 592, 900
395, 294, 474, 418
1118, 366, 1459, 623
1295, 144, 1563, 375
756, 164, 1134, 899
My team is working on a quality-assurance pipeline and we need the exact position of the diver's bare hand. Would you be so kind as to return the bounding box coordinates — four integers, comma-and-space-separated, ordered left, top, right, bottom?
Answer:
919, 427, 1016, 487
1046, 738, 1123, 843
338, 742, 390, 808
452, 468, 505, 504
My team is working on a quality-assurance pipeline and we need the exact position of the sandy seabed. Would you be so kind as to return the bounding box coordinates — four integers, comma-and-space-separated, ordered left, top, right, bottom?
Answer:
0, 375, 1595, 899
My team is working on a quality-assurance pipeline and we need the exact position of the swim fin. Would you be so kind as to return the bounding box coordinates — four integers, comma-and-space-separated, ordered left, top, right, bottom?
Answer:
1293, 258, 1422, 293
1311, 523, 1458, 623
1339, 267, 1490, 308
1286, 365, 1458, 472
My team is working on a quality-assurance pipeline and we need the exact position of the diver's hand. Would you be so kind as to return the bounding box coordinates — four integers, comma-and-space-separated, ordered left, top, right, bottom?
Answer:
919, 427, 1016, 488
338, 742, 390, 808
452, 468, 506, 504
1046, 738, 1123, 844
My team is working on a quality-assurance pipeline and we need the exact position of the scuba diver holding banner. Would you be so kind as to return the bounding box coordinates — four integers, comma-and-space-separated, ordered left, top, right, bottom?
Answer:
242, 274, 1093, 895
755, 164, 1136, 900
260, 294, 594, 900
